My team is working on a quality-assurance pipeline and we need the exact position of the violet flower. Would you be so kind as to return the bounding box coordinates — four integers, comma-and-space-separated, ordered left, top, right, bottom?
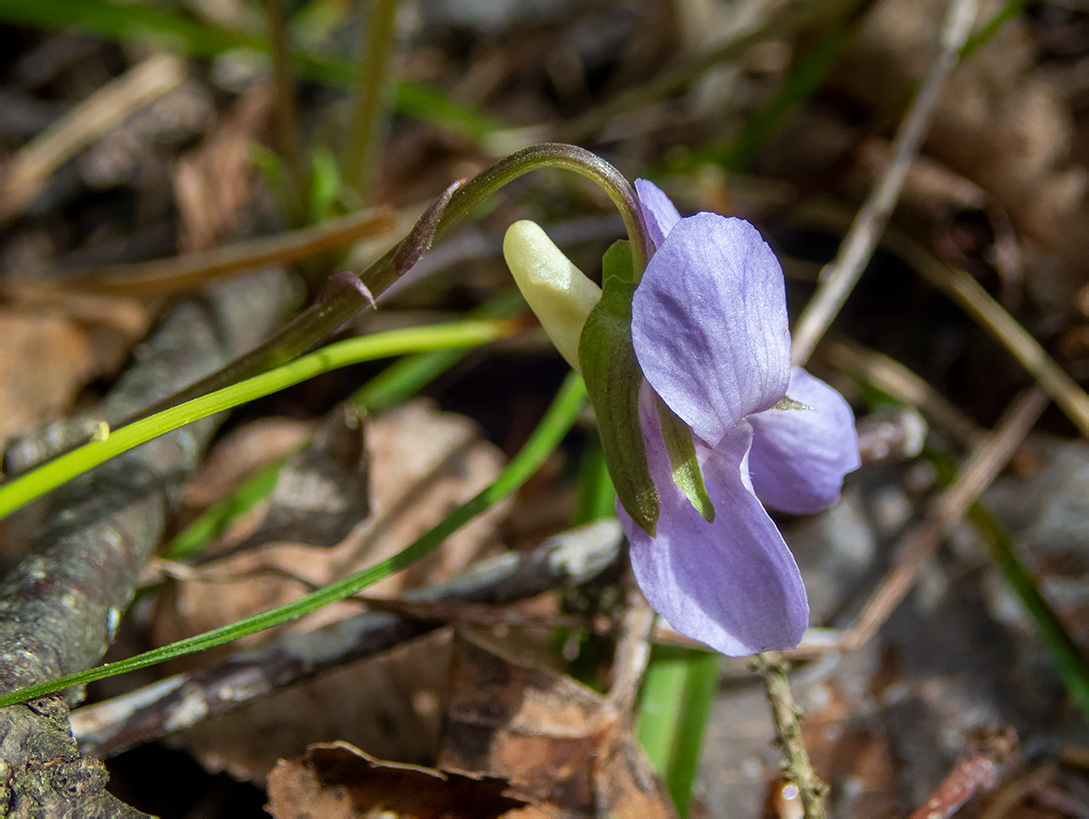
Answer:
502, 180, 859, 657
622, 180, 860, 655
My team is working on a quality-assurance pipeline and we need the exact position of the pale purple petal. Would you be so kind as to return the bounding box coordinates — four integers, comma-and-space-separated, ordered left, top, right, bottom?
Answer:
748, 367, 861, 515
631, 213, 791, 448
635, 178, 681, 249
620, 385, 809, 655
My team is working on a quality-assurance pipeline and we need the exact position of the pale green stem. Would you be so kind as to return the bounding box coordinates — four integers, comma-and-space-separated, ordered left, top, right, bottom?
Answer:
344, 0, 400, 202
0, 320, 510, 520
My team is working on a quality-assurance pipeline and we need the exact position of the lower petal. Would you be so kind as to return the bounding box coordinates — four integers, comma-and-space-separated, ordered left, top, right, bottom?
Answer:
621, 395, 809, 655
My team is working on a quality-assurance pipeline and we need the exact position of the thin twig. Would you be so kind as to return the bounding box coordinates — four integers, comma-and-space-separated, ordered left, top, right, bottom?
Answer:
791, 0, 980, 365
605, 575, 657, 718
908, 728, 1015, 819
901, 240, 1089, 438
824, 338, 985, 447
7, 207, 396, 298
753, 652, 828, 819
796, 202, 1089, 440
839, 386, 1049, 651
70, 520, 624, 759
0, 53, 186, 225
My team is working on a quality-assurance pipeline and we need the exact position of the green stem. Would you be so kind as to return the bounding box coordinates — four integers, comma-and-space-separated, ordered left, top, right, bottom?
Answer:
0, 373, 587, 706
261, 0, 309, 225
344, 0, 400, 202
0, 320, 510, 519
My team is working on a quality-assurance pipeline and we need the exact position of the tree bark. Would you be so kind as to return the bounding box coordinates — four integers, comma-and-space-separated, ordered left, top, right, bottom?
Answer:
0, 269, 295, 816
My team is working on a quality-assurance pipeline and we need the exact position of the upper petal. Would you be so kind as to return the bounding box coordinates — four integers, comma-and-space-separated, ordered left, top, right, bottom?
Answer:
620, 384, 809, 655
747, 367, 861, 515
631, 213, 791, 447
635, 178, 681, 249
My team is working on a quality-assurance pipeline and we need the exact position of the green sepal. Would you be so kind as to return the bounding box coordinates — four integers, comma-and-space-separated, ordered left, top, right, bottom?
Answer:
602, 238, 634, 283
578, 276, 659, 537
656, 397, 715, 523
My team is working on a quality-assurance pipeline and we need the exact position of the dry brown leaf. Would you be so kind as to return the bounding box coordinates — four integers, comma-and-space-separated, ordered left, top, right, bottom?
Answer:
0, 309, 95, 447
266, 740, 529, 819
158, 400, 508, 781
833, 0, 1086, 257
180, 416, 313, 509
438, 630, 675, 818
174, 83, 274, 252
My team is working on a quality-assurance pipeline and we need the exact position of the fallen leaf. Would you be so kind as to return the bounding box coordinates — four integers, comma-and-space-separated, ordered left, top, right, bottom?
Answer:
0, 308, 95, 447
439, 630, 675, 817
266, 740, 529, 819
158, 400, 508, 781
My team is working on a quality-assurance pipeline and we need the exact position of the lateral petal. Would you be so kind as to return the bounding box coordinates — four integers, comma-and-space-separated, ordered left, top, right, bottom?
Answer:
748, 367, 860, 515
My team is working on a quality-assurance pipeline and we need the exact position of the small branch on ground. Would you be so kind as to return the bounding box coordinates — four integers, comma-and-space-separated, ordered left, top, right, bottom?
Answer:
71, 520, 624, 759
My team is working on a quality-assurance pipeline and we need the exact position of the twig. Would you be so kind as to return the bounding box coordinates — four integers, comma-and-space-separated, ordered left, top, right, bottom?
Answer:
753, 652, 828, 819
797, 202, 1089, 440
901, 240, 1089, 438
839, 386, 1049, 650
8, 207, 396, 298
790, 0, 979, 366
908, 728, 1015, 819
604, 575, 657, 718
0, 53, 186, 226
70, 520, 624, 758
0, 269, 294, 814
823, 338, 985, 448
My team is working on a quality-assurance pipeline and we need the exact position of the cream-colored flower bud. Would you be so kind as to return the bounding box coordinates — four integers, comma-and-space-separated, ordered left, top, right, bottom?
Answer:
503, 220, 603, 372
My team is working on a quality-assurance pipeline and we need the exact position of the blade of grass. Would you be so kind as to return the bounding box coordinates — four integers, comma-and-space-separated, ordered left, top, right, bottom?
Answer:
0, 372, 587, 706
636, 645, 720, 818
165, 291, 528, 561
161, 454, 287, 560
710, 2, 868, 173
343, 0, 400, 201
572, 435, 617, 525
350, 287, 528, 413
0, 319, 514, 520
0, 0, 502, 141
970, 504, 1089, 721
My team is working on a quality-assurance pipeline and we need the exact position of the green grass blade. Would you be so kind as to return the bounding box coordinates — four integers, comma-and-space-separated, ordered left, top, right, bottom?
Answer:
970, 504, 1089, 722
0, 319, 511, 519
636, 645, 720, 817
0, 373, 587, 706
0, 0, 502, 140
161, 455, 287, 560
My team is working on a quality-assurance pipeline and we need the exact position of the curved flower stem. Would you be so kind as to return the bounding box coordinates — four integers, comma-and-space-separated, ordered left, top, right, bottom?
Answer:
97, 143, 645, 432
